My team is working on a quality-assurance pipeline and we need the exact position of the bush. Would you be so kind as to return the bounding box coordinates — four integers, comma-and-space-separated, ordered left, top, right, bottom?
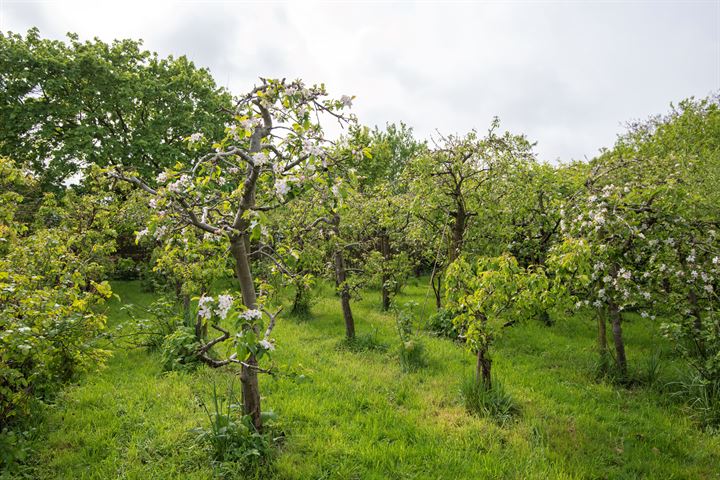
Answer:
160, 327, 200, 372
461, 376, 519, 425
0, 239, 112, 426
111, 257, 140, 280
289, 283, 315, 320
426, 308, 463, 340
117, 296, 183, 350
0, 426, 34, 473
395, 302, 427, 372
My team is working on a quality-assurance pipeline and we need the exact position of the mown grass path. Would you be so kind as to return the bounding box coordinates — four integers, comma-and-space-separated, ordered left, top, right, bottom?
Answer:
21, 279, 720, 479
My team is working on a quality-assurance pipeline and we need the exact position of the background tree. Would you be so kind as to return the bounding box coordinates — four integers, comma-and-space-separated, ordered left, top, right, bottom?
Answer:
406, 120, 535, 308
0, 28, 231, 191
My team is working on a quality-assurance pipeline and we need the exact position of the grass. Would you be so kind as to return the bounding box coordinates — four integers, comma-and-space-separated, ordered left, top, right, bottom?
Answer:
7, 278, 720, 479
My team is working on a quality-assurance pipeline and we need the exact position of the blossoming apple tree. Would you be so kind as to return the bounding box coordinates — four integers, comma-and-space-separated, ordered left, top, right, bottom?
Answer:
111, 78, 356, 430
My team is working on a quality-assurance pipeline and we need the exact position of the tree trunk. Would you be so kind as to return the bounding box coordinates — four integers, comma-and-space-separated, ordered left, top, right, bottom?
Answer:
431, 270, 442, 310
291, 283, 309, 317
230, 235, 263, 431
608, 300, 627, 377
380, 232, 391, 311
448, 206, 466, 263
475, 346, 492, 389
597, 308, 609, 373
688, 289, 706, 358
332, 213, 355, 339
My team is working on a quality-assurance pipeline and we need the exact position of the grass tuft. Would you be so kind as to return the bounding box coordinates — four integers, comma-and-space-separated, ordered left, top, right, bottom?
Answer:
461, 375, 519, 426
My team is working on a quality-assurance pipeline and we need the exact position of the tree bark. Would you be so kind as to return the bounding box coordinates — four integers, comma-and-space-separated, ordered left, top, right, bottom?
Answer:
475, 346, 492, 389
332, 213, 355, 339
230, 235, 263, 431
448, 204, 466, 263
431, 270, 442, 310
688, 289, 706, 358
608, 300, 627, 377
597, 308, 609, 373
291, 283, 307, 316
380, 231, 391, 311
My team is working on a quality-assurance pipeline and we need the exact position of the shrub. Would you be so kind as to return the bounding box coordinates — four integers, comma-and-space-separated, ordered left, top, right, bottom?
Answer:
0, 426, 34, 473
112, 257, 140, 280
426, 308, 463, 340
461, 375, 519, 425
160, 327, 200, 372
289, 283, 315, 320
118, 296, 183, 350
395, 302, 427, 372
0, 238, 112, 426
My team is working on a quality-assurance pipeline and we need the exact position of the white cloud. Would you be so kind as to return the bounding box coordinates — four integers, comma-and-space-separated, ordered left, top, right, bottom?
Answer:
2, 0, 718, 162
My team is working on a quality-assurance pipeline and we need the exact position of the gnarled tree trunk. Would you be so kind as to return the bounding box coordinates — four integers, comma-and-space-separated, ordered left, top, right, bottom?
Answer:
475, 346, 492, 389
332, 213, 355, 339
230, 236, 263, 431
431, 269, 442, 310
379, 231, 391, 311
597, 308, 609, 373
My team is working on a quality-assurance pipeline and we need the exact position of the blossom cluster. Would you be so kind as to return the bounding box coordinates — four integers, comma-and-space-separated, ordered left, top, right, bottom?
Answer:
197, 294, 235, 320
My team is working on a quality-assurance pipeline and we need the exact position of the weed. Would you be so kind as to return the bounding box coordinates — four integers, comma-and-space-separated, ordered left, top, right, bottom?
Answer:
461, 375, 519, 426
192, 381, 277, 472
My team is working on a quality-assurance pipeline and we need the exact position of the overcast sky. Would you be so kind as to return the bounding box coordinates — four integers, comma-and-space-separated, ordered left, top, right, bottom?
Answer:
1, 0, 718, 162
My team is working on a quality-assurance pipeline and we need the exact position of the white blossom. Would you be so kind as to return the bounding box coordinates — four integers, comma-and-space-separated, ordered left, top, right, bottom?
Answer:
227, 124, 241, 140
198, 296, 214, 320
240, 309, 263, 321
259, 339, 275, 351
168, 174, 190, 193
189, 132, 204, 143
215, 294, 234, 320
340, 95, 353, 108
253, 152, 269, 166
154, 225, 168, 240
275, 179, 290, 196
136, 228, 149, 242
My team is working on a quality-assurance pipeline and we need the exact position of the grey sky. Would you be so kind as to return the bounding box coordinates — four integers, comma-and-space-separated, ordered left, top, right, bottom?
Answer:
1, 0, 718, 162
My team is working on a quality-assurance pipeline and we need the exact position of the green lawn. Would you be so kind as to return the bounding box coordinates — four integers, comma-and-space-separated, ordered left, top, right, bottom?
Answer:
14, 279, 720, 479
